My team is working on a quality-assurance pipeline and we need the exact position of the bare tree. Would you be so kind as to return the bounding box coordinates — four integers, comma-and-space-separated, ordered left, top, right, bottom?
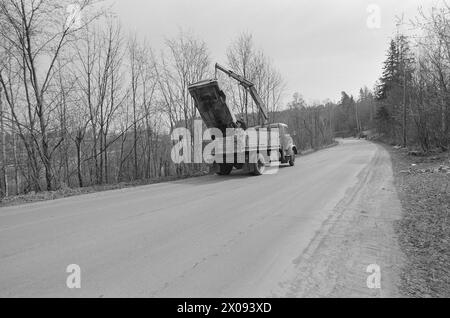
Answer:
0, 0, 99, 190
164, 30, 210, 129
227, 33, 254, 125
226, 33, 285, 126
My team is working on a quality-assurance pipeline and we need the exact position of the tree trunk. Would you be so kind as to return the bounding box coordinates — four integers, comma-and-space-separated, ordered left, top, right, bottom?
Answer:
75, 133, 83, 188
0, 86, 8, 197
13, 132, 19, 195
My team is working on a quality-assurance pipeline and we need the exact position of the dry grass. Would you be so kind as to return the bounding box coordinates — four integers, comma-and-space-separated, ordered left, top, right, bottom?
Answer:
386, 145, 450, 297
0, 171, 209, 208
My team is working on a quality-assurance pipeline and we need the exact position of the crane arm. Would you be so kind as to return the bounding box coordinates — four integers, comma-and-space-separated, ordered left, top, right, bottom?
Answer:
215, 63, 269, 124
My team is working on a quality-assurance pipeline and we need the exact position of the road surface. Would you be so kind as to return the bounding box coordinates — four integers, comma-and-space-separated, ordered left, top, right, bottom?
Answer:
0, 139, 404, 297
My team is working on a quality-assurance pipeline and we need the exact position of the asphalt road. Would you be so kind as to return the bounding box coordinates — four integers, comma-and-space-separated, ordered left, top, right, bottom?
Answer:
0, 139, 403, 297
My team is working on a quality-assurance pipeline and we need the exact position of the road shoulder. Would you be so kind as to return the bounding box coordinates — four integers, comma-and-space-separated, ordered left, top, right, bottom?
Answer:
385, 145, 450, 297
282, 142, 405, 297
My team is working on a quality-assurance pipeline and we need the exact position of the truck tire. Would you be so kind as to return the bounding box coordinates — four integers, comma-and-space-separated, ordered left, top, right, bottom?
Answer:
289, 153, 296, 166
217, 163, 233, 175
251, 153, 266, 176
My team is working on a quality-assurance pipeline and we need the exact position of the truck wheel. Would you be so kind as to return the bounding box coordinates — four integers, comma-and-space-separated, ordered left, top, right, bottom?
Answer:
289, 153, 296, 166
217, 163, 233, 175
252, 153, 266, 175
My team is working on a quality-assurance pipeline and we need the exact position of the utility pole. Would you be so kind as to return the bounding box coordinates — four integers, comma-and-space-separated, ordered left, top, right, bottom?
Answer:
329, 105, 333, 142
397, 18, 407, 148
312, 108, 317, 149
355, 102, 361, 135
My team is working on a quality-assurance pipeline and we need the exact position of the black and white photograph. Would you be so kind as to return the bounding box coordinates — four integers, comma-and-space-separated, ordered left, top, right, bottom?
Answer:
0, 0, 449, 303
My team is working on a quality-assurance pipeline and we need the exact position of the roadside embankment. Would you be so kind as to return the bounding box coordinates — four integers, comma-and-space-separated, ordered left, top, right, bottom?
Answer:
385, 145, 450, 297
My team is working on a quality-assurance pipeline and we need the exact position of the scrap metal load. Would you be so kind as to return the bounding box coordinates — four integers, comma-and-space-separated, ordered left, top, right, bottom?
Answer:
188, 63, 297, 176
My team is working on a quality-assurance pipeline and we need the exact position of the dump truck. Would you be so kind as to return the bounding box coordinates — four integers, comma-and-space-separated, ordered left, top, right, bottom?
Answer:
188, 63, 297, 175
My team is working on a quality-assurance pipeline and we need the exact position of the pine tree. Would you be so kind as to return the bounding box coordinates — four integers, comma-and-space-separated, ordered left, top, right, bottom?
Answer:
376, 39, 400, 101
375, 35, 415, 142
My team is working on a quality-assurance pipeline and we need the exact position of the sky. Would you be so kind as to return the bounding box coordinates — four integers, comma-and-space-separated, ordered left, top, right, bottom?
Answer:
105, 0, 437, 104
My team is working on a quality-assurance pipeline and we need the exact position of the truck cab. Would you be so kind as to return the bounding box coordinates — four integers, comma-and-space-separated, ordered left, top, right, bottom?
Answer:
254, 123, 297, 166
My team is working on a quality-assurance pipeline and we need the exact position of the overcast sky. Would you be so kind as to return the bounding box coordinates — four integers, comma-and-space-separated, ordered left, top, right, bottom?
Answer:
106, 0, 437, 104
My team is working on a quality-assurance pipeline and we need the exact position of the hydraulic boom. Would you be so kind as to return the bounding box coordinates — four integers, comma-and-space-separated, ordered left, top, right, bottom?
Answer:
215, 63, 269, 125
